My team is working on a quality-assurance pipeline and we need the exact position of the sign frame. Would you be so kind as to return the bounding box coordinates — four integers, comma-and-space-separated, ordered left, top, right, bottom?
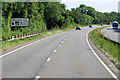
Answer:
11, 18, 29, 26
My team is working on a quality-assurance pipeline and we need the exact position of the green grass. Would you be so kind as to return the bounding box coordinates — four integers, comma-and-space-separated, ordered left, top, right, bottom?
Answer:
1, 25, 77, 51
2, 24, 102, 52
90, 27, 120, 69
2, 30, 63, 51
1, 24, 101, 51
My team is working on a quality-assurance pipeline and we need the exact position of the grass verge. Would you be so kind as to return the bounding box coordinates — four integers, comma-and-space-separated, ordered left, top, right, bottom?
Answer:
90, 27, 120, 69
2, 29, 64, 51
1, 24, 78, 52
1, 24, 103, 52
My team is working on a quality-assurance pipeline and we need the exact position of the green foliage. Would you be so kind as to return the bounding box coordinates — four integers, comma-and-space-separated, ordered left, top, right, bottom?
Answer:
90, 28, 120, 69
2, 2, 46, 41
2, 2, 119, 41
70, 4, 118, 24
44, 2, 66, 29
2, 28, 65, 51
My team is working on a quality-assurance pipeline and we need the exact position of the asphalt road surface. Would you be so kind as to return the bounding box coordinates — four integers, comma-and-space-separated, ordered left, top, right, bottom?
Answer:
2, 26, 115, 79
101, 27, 120, 43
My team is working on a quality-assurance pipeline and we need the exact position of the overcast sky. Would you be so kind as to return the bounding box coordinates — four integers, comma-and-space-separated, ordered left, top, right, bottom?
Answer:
62, 0, 119, 13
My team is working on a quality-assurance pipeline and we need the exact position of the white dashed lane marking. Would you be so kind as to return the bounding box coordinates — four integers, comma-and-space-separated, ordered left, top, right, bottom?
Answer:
36, 76, 40, 78
53, 50, 56, 52
47, 58, 51, 62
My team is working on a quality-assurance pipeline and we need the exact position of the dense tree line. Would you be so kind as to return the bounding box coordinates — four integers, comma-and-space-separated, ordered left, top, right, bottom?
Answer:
2, 2, 73, 41
2, 2, 119, 41
70, 4, 118, 24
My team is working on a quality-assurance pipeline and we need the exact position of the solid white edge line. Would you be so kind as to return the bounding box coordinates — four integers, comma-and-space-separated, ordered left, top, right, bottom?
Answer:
86, 31, 117, 78
0, 45, 26, 58
0, 32, 65, 58
47, 58, 51, 62
36, 76, 40, 78
0, 36, 50, 58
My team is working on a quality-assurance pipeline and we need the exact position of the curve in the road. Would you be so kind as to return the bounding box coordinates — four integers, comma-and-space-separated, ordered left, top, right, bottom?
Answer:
2, 26, 117, 79
86, 30, 117, 78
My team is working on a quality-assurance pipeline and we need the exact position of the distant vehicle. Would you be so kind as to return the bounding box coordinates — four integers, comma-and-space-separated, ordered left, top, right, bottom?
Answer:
76, 26, 81, 30
101, 24, 103, 26
89, 25, 92, 28
107, 22, 110, 25
112, 21, 119, 29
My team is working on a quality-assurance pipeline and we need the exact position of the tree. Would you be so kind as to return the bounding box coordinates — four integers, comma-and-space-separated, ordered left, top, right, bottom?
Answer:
44, 2, 65, 29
